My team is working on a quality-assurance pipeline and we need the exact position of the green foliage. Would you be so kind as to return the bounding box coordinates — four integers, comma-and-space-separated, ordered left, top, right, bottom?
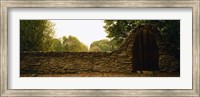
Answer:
90, 46, 101, 52
45, 35, 89, 52
104, 20, 180, 58
104, 20, 137, 46
90, 39, 113, 52
50, 38, 63, 52
62, 36, 89, 52
20, 20, 179, 54
20, 20, 88, 52
20, 20, 55, 51
104, 20, 180, 49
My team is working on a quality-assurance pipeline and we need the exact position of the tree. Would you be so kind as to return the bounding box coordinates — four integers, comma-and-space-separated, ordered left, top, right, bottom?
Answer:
90, 39, 112, 52
104, 20, 137, 47
104, 20, 180, 47
51, 38, 63, 52
62, 36, 89, 52
104, 20, 180, 59
90, 46, 101, 52
20, 20, 55, 51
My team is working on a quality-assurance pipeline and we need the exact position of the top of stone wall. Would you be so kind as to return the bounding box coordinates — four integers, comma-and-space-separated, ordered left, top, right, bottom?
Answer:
20, 51, 113, 57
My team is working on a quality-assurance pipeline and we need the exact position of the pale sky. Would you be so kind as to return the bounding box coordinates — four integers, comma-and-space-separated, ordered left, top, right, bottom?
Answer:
50, 20, 108, 48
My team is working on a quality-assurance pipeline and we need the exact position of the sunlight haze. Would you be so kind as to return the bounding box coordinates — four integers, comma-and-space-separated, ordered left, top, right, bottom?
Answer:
50, 20, 108, 48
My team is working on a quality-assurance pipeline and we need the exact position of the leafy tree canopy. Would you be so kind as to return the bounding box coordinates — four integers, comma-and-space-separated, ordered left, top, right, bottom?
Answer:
104, 20, 180, 58
62, 36, 89, 52
20, 20, 88, 52
20, 20, 55, 51
90, 39, 112, 52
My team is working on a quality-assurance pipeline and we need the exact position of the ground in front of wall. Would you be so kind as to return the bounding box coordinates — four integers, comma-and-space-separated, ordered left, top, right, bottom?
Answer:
20, 71, 180, 77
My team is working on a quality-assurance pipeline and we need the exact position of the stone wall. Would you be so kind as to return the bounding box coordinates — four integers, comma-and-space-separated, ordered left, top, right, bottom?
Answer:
20, 51, 132, 74
20, 25, 179, 75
